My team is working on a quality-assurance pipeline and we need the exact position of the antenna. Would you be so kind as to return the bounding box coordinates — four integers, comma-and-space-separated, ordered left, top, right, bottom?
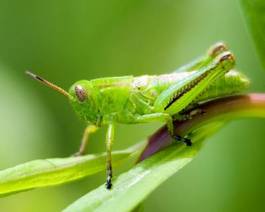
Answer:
25, 71, 69, 98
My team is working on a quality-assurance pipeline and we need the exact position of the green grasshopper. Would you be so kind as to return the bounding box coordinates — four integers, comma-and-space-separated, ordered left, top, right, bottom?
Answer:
26, 42, 249, 189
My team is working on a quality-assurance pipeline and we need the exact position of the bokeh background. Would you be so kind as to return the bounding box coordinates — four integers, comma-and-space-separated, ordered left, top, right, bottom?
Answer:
0, 0, 265, 211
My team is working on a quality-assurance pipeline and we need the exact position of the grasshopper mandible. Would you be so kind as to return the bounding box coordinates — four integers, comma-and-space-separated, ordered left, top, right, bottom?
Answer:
26, 42, 249, 189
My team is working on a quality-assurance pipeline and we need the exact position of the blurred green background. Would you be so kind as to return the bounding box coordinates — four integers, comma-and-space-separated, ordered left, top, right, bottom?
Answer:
0, 0, 264, 211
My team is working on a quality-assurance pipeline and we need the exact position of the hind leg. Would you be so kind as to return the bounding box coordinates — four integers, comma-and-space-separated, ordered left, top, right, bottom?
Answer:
135, 113, 192, 146
154, 51, 235, 115
175, 42, 228, 72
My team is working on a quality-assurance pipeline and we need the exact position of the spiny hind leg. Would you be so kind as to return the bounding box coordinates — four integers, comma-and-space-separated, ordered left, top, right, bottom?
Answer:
106, 123, 114, 190
176, 42, 228, 72
135, 113, 192, 146
73, 125, 98, 156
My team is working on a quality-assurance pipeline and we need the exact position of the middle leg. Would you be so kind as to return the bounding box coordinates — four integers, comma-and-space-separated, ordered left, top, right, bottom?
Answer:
106, 123, 115, 190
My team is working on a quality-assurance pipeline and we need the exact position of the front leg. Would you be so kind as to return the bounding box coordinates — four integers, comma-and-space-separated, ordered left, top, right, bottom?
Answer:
106, 123, 115, 189
73, 125, 98, 156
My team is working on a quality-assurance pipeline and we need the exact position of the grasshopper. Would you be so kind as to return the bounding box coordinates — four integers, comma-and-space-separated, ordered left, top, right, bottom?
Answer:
26, 42, 249, 189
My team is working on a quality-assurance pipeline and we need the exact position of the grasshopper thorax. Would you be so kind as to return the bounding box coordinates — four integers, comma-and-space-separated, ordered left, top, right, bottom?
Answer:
69, 80, 101, 125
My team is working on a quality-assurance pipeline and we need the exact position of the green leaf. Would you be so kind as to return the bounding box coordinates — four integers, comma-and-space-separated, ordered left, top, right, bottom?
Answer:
240, 0, 265, 67
63, 122, 224, 212
0, 143, 143, 197
64, 94, 265, 212
1, 94, 265, 211
64, 146, 193, 212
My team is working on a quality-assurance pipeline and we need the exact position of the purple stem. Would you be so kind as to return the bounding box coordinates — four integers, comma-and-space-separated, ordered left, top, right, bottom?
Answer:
139, 94, 265, 161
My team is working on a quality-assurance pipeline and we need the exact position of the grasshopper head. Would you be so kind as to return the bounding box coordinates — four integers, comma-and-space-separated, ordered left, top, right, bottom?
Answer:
26, 71, 100, 125
68, 80, 101, 125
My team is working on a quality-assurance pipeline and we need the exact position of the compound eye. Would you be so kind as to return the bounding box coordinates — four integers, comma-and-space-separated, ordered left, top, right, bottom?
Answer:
75, 85, 87, 102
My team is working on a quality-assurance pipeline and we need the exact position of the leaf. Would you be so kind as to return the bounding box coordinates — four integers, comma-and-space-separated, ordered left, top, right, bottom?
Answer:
63, 122, 224, 212
64, 146, 193, 212
0, 143, 143, 197
240, 0, 265, 68
64, 94, 265, 212
1, 94, 265, 211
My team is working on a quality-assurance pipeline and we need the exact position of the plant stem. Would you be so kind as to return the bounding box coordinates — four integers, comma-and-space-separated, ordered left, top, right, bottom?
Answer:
139, 93, 265, 161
